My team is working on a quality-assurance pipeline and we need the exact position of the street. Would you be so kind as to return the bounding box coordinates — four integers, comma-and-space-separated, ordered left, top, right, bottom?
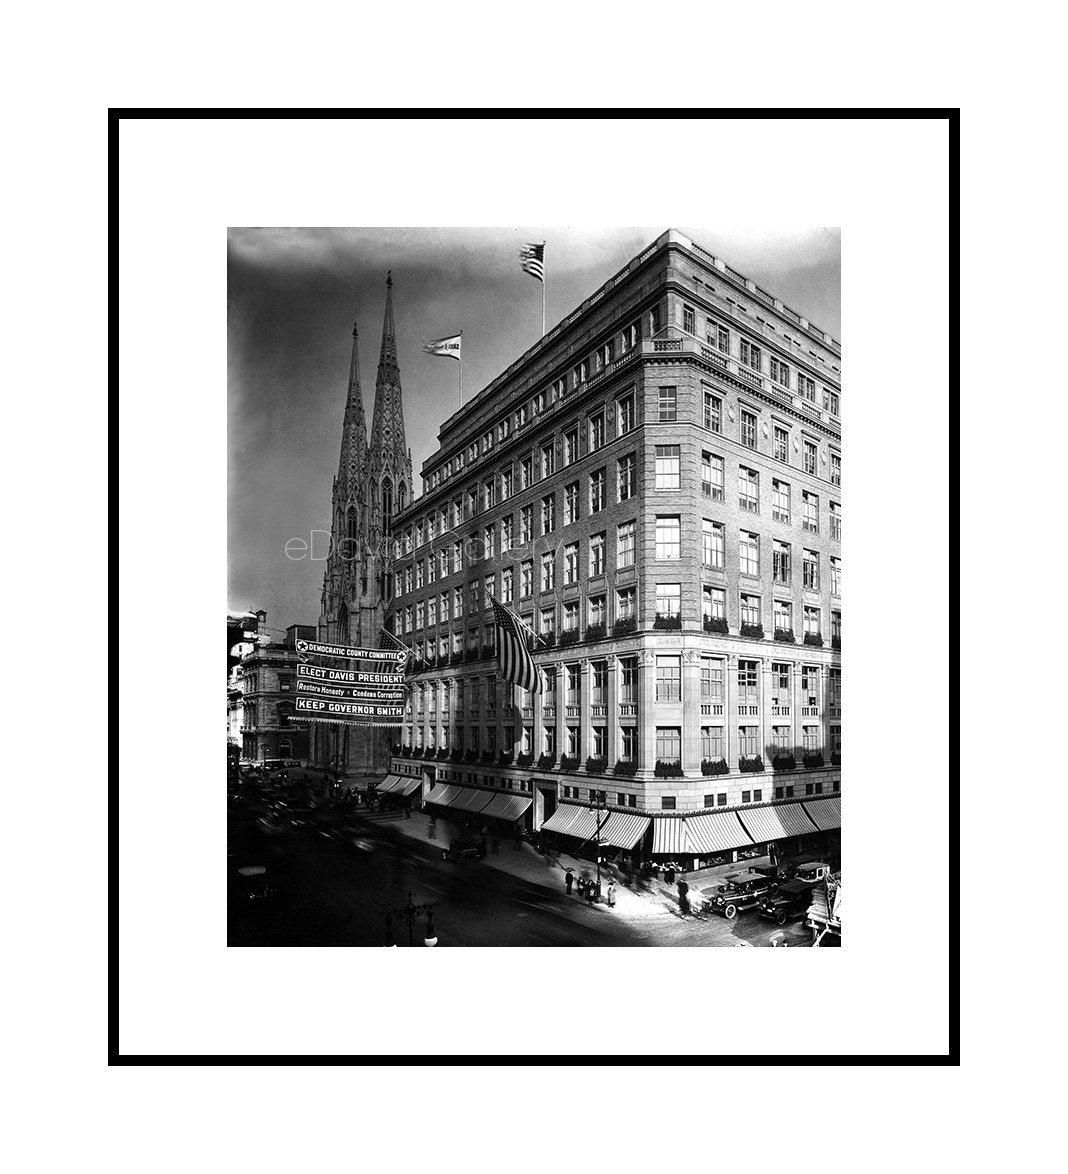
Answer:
228, 791, 811, 947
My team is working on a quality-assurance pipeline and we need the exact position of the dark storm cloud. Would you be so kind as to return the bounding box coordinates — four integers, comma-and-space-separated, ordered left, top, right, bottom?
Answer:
228, 227, 840, 633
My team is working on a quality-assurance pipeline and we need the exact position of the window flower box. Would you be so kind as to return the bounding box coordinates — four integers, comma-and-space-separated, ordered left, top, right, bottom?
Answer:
803, 753, 824, 769
612, 616, 637, 637
653, 614, 681, 630
739, 755, 765, 773
585, 756, 607, 774
740, 623, 765, 640
537, 753, 557, 770
516, 752, 534, 767
803, 632, 824, 647
701, 758, 729, 776
773, 628, 795, 643
612, 759, 638, 777
559, 630, 580, 647
772, 754, 796, 771
585, 623, 606, 642
703, 616, 729, 635
654, 759, 684, 778
559, 754, 579, 770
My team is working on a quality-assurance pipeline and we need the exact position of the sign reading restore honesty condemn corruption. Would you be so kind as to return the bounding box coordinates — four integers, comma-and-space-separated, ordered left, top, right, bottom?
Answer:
295, 638, 407, 663
295, 695, 405, 725
294, 679, 406, 704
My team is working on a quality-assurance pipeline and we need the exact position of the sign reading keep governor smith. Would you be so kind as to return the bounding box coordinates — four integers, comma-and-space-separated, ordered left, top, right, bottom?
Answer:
295, 696, 405, 724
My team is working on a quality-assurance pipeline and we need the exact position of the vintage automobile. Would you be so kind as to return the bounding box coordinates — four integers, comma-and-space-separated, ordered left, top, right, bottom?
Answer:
441, 834, 486, 862
758, 879, 818, 925
707, 871, 776, 919
791, 861, 832, 884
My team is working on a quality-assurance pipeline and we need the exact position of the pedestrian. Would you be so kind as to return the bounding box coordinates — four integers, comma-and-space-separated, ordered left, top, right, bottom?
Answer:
492, 837, 500, 856
428, 817, 437, 841
404, 801, 411, 820
607, 883, 616, 909
564, 868, 574, 895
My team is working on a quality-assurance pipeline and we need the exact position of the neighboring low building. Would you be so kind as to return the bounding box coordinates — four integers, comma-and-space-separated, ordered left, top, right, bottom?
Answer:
237, 621, 316, 763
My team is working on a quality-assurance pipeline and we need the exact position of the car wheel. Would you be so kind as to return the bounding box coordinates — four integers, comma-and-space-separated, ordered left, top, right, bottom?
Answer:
776, 911, 787, 926
724, 904, 737, 919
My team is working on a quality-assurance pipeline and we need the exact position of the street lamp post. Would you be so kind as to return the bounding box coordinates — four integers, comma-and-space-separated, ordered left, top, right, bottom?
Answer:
383, 891, 438, 946
591, 791, 608, 901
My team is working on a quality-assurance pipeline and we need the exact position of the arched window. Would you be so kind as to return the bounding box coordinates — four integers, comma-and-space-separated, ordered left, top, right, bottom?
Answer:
397, 481, 408, 512
337, 602, 350, 643
381, 477, 394, 535
346, 506, 358, 552
278, 738, 292, 758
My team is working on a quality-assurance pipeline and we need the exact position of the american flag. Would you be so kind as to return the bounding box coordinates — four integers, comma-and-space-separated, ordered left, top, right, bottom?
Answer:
490, 594, 542, 693
519, 241, 545, 283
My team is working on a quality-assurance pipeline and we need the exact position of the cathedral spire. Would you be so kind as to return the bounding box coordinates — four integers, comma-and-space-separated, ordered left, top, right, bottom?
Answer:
370, 271, 409, 477
377, 269, 398, 372
337, 321, 368, 497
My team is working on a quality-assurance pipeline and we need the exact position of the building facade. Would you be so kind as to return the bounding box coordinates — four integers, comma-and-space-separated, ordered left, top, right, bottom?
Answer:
236, 622, 315, 764
309, 273, 413, 778
386, 230, 841, 869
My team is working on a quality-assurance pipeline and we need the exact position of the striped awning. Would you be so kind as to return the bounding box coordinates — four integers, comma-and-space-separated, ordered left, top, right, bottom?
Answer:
448, 787, 495, 815
395, 775, 422, 798
481, 793, 532, 821
686, 810, 752, 854
598, 811, 651, 850
801, 796, 841, 831
542, 804, 585, 835
376, 774, 405, 793
424, 783, 465, 807
737, 802, 816, 842
651, 817, 691, 855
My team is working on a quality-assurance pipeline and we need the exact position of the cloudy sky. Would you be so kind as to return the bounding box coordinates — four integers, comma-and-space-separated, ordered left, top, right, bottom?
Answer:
228, 226, 840, 634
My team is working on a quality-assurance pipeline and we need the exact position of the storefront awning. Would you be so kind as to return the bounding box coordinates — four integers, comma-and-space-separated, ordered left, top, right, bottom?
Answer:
480, 793, 533, 821
801, 796, 841, 831
375, 774, 401, 793
652, 817, 691, 855
686, 810, 753, 854
542, 804, 585, 835
378, 774, 417, 794
396, 775, 422, 798
737, 802, 816, 842
598, 811, 651, 850
447, 787, 495, 815
424, 783, 465, 807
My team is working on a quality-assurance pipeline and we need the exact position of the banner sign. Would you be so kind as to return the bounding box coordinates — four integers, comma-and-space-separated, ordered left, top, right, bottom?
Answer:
294, 679, 406, 704
297, 662, 406, 686
295, 696, 405, 725
295, 639, 407, 663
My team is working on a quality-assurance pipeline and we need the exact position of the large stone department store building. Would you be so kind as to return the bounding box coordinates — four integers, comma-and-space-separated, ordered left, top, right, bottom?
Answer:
386, 230, 841, 868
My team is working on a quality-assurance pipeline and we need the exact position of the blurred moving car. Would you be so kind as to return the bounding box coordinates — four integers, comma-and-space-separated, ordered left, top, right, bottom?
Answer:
441, 834, 486, 862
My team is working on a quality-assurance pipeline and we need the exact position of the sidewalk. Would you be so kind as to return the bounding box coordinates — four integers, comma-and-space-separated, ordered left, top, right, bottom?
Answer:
388, 809, 681, 925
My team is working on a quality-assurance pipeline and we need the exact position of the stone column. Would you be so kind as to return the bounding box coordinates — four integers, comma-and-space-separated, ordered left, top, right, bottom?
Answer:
761, 658, 774, 767
606, 655, 620, 767
579, 657, 592, 767
725, 652, 737, 769
553, 661, 566, 763
681, 649, 702, 774
637, 649, 656, 774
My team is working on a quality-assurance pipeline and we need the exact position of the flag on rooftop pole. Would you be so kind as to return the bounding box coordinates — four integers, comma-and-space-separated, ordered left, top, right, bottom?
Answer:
490, 594, 543, 694
519, 241, 546, 336
423, 332, 463, 405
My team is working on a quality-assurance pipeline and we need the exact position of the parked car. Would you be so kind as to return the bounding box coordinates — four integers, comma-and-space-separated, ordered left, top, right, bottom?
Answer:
791, 861, 832, 884
442, 834, 486, 862
758, 879, 819, 925
707, 871, 776, 919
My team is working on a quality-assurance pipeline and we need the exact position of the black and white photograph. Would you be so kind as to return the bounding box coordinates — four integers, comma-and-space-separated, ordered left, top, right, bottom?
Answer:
227, 226, 843, 948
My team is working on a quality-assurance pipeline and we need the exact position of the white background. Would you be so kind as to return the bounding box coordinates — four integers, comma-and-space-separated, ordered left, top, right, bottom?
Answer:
16, 0, 1055, 1163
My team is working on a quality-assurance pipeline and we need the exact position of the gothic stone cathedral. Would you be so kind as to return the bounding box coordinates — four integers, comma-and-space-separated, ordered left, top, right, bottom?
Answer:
310, 273, 412, 778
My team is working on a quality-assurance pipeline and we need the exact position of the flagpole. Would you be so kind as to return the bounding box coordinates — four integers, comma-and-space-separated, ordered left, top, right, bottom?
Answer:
459, 355, 463, 406
541, 241, 546, 337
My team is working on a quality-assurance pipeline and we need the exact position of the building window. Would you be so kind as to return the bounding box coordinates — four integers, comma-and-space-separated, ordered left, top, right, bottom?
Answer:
520, 456, 533, 489
541, 494, 556, 535
703, 452, 724, 502
610, 454, 634, 504
588, 411, 606, 451
655, 516, 681, 560
738, 660, 758, 702
799, 373, 816, 402
803, 726, 820, 753
654, 444, 681, 490
655, 583, 681, 620
616, 520, 636, 568
770, 356, 791, 388
620, 726, 637, 762
773, 540, 791, 584
564, 427, 579, 466
804, 440, 818, 476
656, 727, 681, 764
520, 560, 533, 597
740, 593, 761, 628
803, 549, 820, 591
589, 532, 606, 577
774, 599, 793, 633
709, 322, 729, 354
739, 466, 759, 513
830, 452, 841, 487
563, 602, 578, 632
701, 659, 724, 700
564, 542, 579, 585
617, 587, 636, 622
702, 519, 724, 568
740, 409, 758, 449
620, 657, 637, 703
704, 391, 722, 433
830, 501, 841, 540
802, 491, 819, 534
589, 468, 606, 513
588, 594, 606, 627
683, 305, 696, 335
540, 552, 555, 593
804, 606, 821, 638
774, 426, 789, 463
701, 725, 724, 760
500, 569, 514, 604
831, 557, 841, 596
740, 339, 762, 372
500, 515, 514, 553
658, 386, 677, 422
832, 610, 841, 643
824, 389, 840, 417
566, 663, 580, 704
541, 442, 555, 478
738, 725, 758, 756
772, 479, 791, 523
739, 530, 760, 577
617, 393, 635, 435
520, 504, 533, 545
703, 585, 726, 621
656, 655, 682, 702
563, 481, 579, 526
